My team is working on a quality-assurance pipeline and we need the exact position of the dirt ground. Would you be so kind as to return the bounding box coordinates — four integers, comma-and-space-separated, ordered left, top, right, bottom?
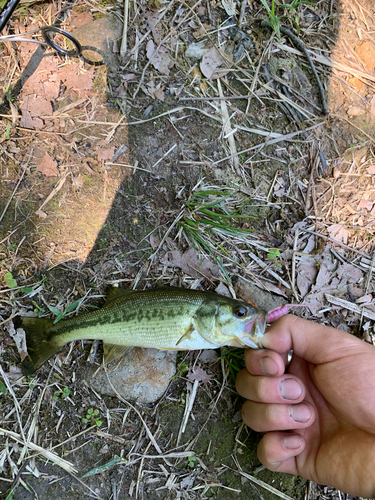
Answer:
0, 0, 375, 498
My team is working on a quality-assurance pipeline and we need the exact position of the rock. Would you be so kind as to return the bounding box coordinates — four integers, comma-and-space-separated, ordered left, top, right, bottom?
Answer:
72, 15, 122, 67
85, 348, 176, 404
235, 277, 287, 311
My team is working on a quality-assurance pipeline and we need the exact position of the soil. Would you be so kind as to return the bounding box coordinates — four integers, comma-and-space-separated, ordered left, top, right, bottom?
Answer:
0, 0, 375, 498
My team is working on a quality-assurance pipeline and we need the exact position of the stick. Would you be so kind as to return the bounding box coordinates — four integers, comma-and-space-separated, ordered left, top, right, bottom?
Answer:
120, 0, 129, 57
36, 174, 68, 215
213, 121, 325, 165
302, 229, 370, 259
0, 164, 27, 224
248, 251, 291, 289
325, 294, 375, 320
239, 0, 247, 26
149, 143, 177, 170
177, 379, 199, 444
262, 21, 329, 115
217, 79, 240, 175
0, 428, 77, 474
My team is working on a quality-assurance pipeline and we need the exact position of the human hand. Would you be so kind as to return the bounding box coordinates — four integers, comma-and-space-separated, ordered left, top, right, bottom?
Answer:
236, 315, 375, 497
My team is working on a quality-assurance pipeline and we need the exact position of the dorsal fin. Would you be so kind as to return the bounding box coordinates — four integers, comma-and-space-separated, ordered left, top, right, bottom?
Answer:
103, 286, 136, 308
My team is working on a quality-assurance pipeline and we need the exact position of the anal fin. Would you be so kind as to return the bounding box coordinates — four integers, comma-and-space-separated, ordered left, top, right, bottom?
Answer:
103, 342, 130, 364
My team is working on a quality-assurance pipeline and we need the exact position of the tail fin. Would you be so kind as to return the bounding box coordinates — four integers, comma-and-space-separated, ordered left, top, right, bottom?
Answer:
17, 317, 61, 375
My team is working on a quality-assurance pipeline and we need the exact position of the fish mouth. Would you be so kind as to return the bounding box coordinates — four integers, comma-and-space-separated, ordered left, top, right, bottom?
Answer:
242, 314, 266, 348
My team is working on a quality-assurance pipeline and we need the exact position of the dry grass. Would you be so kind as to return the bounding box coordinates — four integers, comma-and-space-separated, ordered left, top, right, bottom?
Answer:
1, 0, 375, 498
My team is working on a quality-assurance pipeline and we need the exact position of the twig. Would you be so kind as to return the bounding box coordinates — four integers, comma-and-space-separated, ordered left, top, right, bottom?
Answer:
0, 162, 28, 224
0, 428, 77, 474
213, 121, 325, 165
325, 294, 375, 320
133, 0, 202, 98
291, 224, 300, 294
330, 114, 375, 145
302, 229, 370, 259
105, 162, 165, 177
364, 251, 375, 295
36, 174, 68, 215
276, 42, 375, 85
248, 251, 291, 290
179, 95, 253, 101
120, 0, 129, 57
177, 379, 199, 445
105, 115, 126, 142
217, 79, 240, 175
239, 0, 248, 26
261, 21, 329, 115
149, 143, 177, 170
225, 462, 295, 500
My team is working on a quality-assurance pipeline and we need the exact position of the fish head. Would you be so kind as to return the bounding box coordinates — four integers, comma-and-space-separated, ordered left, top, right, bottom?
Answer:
214, 298, 267, 349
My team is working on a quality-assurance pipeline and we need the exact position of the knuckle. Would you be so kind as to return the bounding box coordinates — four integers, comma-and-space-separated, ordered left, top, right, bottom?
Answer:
264, 403, 279, 427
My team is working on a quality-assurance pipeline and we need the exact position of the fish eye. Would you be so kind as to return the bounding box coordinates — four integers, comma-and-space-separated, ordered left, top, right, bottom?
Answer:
233, 305, 247, 318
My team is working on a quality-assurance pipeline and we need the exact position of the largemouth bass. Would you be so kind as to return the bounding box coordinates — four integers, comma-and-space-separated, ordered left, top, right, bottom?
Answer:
18, 286, 292, 374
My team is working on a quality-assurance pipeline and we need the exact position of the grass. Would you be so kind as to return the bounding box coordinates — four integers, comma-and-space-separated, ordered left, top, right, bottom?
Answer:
259, 0, 316, 37
220, 347, 246, 384
178, 185, 260, 283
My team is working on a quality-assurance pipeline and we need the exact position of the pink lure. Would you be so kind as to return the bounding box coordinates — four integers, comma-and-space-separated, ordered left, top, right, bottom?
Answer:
266, 304, 305, 323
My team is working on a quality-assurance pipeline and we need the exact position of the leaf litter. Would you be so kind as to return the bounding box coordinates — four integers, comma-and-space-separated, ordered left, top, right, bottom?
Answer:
1, 0, 375, 497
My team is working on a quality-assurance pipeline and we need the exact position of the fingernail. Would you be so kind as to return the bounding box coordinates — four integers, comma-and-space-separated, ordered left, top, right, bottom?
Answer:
290, 404, 311, 423
279, 378, 303, 400
259, 356, 278, 376
283, 435, 303, 449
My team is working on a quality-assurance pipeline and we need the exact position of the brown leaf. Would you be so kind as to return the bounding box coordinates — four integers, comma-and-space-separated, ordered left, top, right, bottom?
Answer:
96, 141, 116, 161
149, 234, 160, 249
187, 366, 212, 384
296, 264, 318, 297
141, 81, 165, 101
359, 199, 374, 211
315, 264, 330, 289
327, 223, 349, 244
336, 263, 363, 284
144, 9, 162, 43
37, 152, 59, 177
200, 46, 227, 79
146, 40, 172, 75
160, 248, 219, 279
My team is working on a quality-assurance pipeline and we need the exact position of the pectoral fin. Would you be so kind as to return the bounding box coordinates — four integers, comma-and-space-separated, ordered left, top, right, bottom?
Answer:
103, 342, 130, 364
176, 325, 195, 346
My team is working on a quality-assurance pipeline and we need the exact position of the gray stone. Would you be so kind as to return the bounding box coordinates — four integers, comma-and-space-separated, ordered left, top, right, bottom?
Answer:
86, 348, 176, 404
72, 15, 122, 67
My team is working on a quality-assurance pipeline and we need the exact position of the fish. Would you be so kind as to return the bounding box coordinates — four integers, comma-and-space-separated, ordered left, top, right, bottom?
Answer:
17, 286, 295, 374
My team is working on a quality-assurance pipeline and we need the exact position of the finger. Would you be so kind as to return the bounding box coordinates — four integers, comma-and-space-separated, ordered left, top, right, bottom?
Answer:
261, 315, 367, 364
243, 348, 287, 376
242, 400, 315, 432
257, 431, 305, 475
236, 370, 306, 404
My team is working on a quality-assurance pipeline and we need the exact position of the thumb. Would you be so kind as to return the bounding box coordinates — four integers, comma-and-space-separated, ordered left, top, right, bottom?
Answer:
261, 315, 369, 364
